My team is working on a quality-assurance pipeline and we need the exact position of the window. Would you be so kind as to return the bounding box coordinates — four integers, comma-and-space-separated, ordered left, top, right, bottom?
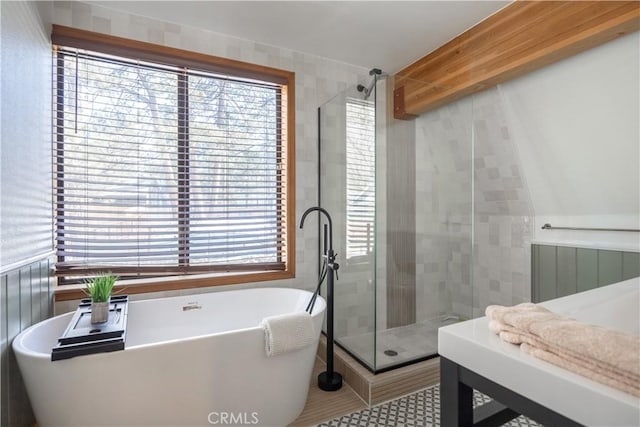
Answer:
345, 98, 375, 260
52, 26, 295, 290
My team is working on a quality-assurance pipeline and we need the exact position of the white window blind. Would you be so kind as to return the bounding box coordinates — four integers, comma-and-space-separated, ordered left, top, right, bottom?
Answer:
345, 98, 375, 259
55, 49, 287, 283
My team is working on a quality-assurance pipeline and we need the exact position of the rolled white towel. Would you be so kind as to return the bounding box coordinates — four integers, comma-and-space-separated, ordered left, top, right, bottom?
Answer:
260, 312, 316, 357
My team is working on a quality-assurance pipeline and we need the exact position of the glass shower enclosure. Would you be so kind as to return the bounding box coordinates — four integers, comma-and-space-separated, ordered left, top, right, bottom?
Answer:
318, 72, 474, 372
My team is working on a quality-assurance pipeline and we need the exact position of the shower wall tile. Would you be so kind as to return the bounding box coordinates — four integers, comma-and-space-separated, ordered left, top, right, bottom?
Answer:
471, 89, 534, 317
51, 1, 370, 314
386, 118, 416, 328
414, 96, 474, 321
414, 87, 534, 320
473, 215, 532, 315
473, 122, 531, 217
376, 83, 389, 332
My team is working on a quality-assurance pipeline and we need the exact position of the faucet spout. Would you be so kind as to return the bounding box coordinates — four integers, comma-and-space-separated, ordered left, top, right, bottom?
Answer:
299, 206, 333, 252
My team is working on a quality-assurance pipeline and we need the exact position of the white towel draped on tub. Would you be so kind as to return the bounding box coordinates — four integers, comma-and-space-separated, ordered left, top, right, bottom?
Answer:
260, 312, 316, 357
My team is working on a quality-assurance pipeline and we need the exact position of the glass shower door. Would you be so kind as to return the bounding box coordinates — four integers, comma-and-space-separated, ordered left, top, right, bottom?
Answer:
319, 87, 378, 370
318, 74, 474, 373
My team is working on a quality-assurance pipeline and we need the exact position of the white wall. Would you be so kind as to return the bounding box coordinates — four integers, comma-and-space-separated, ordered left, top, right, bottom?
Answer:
0, 1, 53, 269
50, 1, 369, 313
499, 32, 640, 251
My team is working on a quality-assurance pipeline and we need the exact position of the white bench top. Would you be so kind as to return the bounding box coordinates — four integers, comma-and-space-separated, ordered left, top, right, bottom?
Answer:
438, 277, 640, 426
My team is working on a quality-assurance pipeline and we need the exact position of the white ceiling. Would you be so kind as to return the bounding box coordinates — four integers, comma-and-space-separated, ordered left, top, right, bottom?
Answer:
90, 1, 509, 74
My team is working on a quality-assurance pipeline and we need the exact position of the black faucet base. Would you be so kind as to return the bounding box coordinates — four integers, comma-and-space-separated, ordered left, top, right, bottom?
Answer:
318, 371, 343, 391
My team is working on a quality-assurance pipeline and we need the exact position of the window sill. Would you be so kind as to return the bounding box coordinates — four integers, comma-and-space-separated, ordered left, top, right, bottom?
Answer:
54, 270, 294, 302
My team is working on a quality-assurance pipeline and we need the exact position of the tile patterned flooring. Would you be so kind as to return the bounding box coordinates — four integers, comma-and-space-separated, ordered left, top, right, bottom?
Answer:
292, 357, 540, 427
318, 383, 541, 427
293, 318, 539, 426
336, 317, 459, 370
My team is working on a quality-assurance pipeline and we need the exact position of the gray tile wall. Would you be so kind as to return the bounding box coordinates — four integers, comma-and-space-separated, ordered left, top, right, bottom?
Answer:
471, 89, 534, 317
532, 244, 640, 302
0, 258, 53, 427
414, 96, 474, 321
414, 87, 535, 320
386, 118, 417, 327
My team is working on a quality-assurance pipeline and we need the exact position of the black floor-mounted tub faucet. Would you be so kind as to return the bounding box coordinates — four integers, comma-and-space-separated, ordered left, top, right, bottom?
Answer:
300, 206, 343, 392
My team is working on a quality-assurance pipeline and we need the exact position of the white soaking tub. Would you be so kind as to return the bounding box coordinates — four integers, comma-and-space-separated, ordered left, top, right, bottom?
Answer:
13, 287, 325, 426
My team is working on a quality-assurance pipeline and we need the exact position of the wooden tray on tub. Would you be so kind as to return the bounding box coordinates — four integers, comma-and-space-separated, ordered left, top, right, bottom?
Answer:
51, 295, 129, 361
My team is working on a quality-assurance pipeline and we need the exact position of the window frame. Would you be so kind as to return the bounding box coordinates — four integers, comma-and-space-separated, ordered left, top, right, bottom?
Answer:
51, 25, 296, 300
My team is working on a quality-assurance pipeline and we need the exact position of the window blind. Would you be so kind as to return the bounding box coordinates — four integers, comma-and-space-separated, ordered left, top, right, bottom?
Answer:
345, 98, 375, 259
54, 48, 288, 283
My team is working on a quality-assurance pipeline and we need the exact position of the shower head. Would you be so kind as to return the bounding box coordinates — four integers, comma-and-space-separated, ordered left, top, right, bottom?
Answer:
357, 84, 370, 97
358, 67, 387, 100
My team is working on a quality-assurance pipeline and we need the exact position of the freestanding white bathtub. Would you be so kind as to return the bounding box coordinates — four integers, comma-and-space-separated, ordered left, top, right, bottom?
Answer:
13, 287, 326, 426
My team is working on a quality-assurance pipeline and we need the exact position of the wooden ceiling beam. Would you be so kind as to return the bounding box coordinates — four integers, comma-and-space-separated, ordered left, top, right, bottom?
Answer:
393, 1, 640, 120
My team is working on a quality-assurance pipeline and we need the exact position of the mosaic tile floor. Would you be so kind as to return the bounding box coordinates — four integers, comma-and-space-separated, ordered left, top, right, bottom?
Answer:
319, 383, 541, 427
336, 316, 460, 370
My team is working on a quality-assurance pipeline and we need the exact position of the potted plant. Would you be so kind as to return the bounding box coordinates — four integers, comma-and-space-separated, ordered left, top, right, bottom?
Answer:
85, 273, 118, 324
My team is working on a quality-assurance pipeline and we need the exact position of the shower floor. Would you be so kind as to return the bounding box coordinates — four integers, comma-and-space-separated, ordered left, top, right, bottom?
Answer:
336, 315, 460, 371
